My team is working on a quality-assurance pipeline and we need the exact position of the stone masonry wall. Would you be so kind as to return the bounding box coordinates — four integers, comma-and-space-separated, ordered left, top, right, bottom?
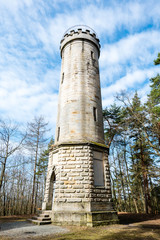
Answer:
42, 143, 114, 213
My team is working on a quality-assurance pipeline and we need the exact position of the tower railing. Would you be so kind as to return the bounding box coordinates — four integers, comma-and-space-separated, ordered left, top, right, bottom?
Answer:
62, 25, 98, 38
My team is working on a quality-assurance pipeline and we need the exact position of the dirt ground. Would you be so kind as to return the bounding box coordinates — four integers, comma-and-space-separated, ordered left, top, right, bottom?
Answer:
0, 213, 160, 240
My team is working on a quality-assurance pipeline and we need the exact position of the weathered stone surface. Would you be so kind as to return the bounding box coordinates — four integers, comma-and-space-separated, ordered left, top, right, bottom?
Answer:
42, 26, 118, 226
54, 29, 104, 145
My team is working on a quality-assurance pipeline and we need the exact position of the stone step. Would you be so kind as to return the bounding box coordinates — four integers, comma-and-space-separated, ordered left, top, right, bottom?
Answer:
28, 210, 52, 225
39, 214, 50, 218
32, 216, 51, 221
28, 219, 52, 225
43, 210, 52, 215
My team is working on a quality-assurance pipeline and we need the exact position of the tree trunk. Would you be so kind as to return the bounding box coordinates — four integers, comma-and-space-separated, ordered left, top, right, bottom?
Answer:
130, 149, 139, 213
117, 152, 127, 211
0, 159, 7, 192
31, 135, 39, 214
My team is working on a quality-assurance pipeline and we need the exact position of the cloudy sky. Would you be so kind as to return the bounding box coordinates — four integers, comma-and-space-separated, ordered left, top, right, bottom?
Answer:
0, 0, 160, 137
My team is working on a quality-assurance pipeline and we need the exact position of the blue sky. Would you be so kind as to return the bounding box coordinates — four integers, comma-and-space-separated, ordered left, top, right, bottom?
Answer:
0, 0, 160, 137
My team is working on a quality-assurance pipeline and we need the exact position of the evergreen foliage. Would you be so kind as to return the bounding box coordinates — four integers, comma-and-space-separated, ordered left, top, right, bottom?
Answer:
102, 54, 160, 214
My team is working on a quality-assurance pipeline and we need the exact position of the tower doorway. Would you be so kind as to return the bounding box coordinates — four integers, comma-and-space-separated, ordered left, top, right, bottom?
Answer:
47, 171, 56, 210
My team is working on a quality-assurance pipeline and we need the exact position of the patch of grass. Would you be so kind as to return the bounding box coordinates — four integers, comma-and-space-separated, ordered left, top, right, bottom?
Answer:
0, 238, 11, 240
1, 214, 160, 240
1, 227, 160, 240
32, 226, 160, 240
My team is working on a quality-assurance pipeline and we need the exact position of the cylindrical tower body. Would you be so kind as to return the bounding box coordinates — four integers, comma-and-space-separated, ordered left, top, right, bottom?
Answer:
55, 27, 104, 144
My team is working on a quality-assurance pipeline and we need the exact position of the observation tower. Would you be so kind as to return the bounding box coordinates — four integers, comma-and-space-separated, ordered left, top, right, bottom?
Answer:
42, 25, 118, 226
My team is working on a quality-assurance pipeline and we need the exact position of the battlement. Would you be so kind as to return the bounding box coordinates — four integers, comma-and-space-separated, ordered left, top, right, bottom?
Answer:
60, 25, 100, 57
61, 25, 99, 41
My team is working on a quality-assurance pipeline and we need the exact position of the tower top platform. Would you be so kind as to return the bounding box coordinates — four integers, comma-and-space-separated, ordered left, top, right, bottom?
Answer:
63, 25, 98, 38
60, 25, 100, 57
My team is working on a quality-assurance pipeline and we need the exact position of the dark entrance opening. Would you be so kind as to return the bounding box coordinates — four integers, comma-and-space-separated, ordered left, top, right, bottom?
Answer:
47, 171, 56, 210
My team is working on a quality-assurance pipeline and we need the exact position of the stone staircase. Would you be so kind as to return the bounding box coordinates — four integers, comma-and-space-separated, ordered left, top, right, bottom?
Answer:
28, 211, 52, 225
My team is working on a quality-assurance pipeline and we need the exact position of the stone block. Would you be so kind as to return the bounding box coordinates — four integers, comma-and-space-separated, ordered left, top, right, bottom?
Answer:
67, 198, 82, 202
72, 185, 84, 189
65, 189, 76, 193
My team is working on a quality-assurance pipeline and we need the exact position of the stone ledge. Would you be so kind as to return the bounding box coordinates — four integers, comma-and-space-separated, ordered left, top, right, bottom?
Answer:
50, 141, 109, 151
52, 211, 119, 227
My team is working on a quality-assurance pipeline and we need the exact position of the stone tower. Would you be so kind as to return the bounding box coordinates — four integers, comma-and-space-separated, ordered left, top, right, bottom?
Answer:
42, 25, 118, 226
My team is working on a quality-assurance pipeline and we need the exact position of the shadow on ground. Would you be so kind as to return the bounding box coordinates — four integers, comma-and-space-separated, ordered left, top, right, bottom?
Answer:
0, 214, 160, 240
0, 220, 33, 231
118, 213, 160, 224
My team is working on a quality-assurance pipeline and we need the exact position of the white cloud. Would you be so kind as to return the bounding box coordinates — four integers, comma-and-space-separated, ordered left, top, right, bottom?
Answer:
6, 0, 158, 55
138, 83, 150, 103
99, 29, 160, 90
0, 0, 160, 137
0, 0, 33, 13
100, 30, 160, 67
101, 66, 159, 108
0, 68, 59, 128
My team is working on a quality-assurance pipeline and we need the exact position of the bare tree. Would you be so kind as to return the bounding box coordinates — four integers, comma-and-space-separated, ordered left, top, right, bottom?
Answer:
0, 119, 25, 192
25, 116, 49, 214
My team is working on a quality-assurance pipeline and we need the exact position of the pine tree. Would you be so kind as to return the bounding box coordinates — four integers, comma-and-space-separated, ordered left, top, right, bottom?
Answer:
37, 137, 54, 181
147, 53, 160, 147
127, 92, 152, 213
103, 103, 124, 148
154, 52, 160, 65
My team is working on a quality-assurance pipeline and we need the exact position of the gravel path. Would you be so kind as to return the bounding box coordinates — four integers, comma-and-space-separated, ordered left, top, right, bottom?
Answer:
0, 221, 69, 239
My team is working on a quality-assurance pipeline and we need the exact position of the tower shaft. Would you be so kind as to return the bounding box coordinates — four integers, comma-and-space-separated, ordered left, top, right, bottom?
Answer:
55, 29, 104, 144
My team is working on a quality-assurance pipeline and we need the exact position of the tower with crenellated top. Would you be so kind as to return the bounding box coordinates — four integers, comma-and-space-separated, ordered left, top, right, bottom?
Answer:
42, 25, 118, 226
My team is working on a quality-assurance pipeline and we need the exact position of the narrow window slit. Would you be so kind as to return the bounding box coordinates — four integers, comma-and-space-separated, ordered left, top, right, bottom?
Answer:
57, 127, 60, 141
91, 51, 94, 59
61, 73, 64, 84
93, 107, 97, 121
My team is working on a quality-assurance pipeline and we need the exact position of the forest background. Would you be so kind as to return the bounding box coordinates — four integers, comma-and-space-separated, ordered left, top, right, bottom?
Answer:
0, 54, 159, 216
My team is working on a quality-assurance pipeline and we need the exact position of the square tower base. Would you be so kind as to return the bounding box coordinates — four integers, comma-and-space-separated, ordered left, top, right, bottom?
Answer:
42, 142, 118, 226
